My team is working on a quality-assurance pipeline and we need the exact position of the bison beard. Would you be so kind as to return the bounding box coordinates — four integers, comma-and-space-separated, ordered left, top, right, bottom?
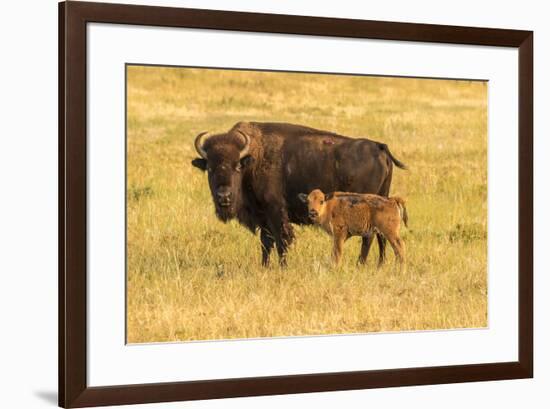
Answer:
215, 204, 235, 222
191, 121, 406, 267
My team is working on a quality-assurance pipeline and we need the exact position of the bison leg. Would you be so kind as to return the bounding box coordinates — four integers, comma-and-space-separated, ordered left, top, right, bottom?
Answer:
376, 172, 393, 267
275, 241, 287, 266
260, 228, 275, 267
359, 233, 374, 265
274, 222, 294, 267
376, 234, 387, 268
265, 209, 295, 267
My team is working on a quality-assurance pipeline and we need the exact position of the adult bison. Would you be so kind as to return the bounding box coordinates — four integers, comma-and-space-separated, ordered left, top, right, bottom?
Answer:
191, 121, 406, 266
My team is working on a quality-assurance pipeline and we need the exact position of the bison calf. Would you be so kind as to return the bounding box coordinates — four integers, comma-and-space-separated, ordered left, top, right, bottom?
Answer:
298, 189, 408, 271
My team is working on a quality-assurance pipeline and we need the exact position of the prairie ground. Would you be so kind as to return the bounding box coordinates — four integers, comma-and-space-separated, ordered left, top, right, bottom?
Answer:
126, 66, 487, 343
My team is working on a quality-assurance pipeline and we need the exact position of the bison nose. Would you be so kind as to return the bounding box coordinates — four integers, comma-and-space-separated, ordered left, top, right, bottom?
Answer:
308, 209, 318, 219
216, 188, 232, 207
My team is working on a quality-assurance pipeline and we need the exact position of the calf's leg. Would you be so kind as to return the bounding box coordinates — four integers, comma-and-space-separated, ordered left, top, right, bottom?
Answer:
387, 234, 406, 273
332, 231, 346, 266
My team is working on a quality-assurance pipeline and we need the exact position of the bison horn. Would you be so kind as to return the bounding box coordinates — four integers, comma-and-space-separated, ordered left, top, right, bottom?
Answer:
236, 130, 251, 159
194, 131, 209, 159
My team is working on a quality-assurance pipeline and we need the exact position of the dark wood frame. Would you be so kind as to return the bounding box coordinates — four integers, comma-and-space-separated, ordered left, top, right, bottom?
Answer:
59, 1, 533, 407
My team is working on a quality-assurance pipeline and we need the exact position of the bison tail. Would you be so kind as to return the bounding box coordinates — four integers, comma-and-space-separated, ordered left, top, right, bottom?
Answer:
380, 143, 408, 170
392, 196, 408, 228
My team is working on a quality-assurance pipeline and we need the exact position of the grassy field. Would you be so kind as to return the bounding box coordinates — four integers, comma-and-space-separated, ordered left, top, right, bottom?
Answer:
126, 66, 487, 343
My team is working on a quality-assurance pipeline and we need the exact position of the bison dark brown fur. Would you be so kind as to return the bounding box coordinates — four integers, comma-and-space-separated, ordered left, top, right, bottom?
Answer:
191, 121, 406, 266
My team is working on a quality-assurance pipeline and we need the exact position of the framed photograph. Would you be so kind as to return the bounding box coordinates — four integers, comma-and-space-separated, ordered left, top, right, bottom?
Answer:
59, 1, 533, 407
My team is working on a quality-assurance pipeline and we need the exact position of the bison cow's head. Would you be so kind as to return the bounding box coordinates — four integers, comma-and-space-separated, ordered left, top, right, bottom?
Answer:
191, 130, 254, 222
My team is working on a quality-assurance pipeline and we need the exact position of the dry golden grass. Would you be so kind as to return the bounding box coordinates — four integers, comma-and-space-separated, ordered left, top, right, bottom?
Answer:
126, 66, 487, 343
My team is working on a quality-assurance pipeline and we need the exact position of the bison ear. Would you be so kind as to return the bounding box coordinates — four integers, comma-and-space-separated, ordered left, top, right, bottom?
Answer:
240, 154, 254, 168
298, 193, 308, 203
324, 193, 332, 201
191, 158, 207, 172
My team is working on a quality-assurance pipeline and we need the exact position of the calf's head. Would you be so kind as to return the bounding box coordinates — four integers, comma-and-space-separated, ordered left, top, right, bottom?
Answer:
298, 189, 329, 223
191, 130, 254, 222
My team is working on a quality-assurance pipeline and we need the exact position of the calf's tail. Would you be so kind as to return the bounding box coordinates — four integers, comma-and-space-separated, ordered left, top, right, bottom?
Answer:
392, 196, 408, 228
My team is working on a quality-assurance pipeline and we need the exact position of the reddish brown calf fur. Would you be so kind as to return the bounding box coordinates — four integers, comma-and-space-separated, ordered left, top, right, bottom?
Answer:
300, 189, 408, 271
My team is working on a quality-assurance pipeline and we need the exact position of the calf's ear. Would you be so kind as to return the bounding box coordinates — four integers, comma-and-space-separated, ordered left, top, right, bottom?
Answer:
240, 154, 254, 168
298, 193, 308, 203
324, 193, 332, 201
191, 158, 207, 171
